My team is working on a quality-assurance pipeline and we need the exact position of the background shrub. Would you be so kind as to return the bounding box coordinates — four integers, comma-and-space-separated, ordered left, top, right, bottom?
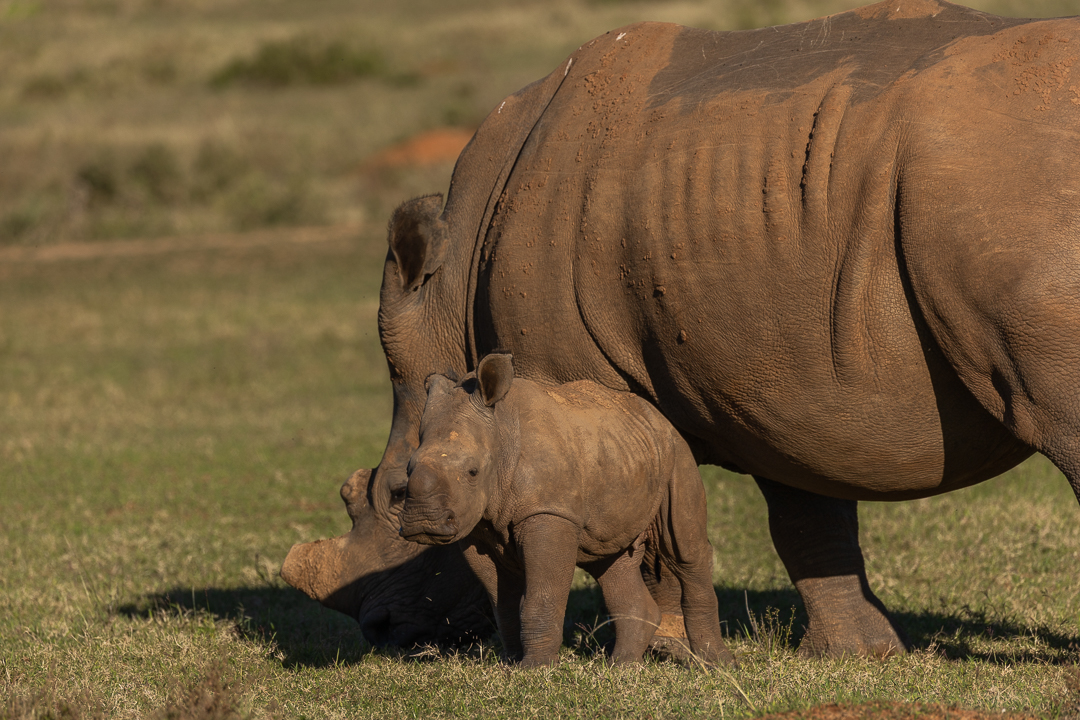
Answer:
210, 36, 387, 88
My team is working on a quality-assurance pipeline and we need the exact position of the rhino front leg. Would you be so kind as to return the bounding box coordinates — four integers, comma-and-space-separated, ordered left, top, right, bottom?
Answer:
516, 514, 580, 668
754, 477, 908, 658
461, 540, 524, 661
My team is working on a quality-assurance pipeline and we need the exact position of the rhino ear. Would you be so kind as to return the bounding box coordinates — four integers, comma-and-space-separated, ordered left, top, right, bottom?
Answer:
388, 194, 449, 293
340, 467, 372, 519
476, 353, 514, 407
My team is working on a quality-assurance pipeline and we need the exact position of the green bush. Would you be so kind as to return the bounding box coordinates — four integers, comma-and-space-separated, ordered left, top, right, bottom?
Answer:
190, 139, 248, 201
130, 143, 183, 204
222, 172, 326, 230
21, 73, 68, 99
730, 0, 792, 29
76, 154, 121, 207
210, 36, 386, 88
0, 207, 38, 243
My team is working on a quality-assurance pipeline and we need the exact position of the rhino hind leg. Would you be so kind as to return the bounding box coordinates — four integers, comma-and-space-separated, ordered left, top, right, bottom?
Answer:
754, 477, 909, 658
640, 555, 694, 662
584, 550, 662, 664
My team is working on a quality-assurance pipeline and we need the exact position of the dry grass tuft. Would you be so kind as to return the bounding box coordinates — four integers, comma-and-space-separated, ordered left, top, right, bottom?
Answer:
1, 686, 106, 720
152, 662, 248, 720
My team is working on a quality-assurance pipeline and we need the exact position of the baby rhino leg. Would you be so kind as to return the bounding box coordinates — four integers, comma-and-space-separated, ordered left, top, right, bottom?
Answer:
639, 550, 693, 661
661, 440, 732, 665
516, 514, 581, 667
584, 547, 661, 664
461, 541, 525, 661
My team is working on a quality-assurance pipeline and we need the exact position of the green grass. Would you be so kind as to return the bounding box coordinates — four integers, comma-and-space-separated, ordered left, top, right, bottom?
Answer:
1, 236, 1079, 718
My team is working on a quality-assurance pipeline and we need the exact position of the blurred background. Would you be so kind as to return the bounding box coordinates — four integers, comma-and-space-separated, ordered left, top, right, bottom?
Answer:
2, 0, 1079, 249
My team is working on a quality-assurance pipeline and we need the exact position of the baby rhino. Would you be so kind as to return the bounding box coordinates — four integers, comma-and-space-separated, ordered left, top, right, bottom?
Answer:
398, 353, 730, 667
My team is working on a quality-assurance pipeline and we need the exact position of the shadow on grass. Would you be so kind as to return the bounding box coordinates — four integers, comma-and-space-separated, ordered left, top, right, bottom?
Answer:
714, 584, 1078, 665
115, 583, 1078, 668
893, 606, 1080, 665
116, 585, 377, 669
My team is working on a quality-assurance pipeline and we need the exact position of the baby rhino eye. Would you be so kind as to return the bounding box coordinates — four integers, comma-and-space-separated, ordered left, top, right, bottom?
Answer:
468, 468, 478, 477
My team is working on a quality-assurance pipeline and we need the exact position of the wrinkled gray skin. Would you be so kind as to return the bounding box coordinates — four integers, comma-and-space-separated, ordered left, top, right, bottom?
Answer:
399, 354, 729, 666
284, 0, 1080, 657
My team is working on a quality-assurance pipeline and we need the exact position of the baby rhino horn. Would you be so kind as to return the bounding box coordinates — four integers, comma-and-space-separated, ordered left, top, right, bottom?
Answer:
477, 353, 513, 407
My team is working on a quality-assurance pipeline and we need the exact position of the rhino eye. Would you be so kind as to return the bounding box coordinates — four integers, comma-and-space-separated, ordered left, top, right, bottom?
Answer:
468, 468, 478, 477
389, 485, 407, 504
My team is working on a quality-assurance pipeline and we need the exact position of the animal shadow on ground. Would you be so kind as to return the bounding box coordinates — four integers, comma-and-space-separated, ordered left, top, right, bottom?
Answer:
115, 583, 1078, 668
116, 586, 374, 668
714, 585, 1078, 665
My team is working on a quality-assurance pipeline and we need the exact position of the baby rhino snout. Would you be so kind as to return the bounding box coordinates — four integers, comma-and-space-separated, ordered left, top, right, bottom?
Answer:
405, 463, 442, 500
399, 465, 458, 544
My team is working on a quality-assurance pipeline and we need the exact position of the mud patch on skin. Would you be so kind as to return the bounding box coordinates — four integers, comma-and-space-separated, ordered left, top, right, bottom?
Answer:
758, 702, 1038, 720
942, 24, 1079, 113
993, 35, 1076, 109
544, 382, 637, 415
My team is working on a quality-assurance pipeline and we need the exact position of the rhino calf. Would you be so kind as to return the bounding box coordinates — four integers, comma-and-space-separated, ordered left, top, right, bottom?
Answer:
398, 353, 730, 667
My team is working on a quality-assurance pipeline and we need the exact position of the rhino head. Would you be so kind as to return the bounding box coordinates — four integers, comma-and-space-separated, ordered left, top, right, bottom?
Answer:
399, 355, 514, 546
281, 467, 490, 647
281, 194, 494, 646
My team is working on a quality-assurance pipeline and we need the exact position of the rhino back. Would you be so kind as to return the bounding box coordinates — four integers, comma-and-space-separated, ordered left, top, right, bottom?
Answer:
492, 379, 673, 555
472, 2, 1050, 499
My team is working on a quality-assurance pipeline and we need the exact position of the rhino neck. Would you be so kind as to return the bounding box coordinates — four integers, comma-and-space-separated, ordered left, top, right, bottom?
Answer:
446, 57, 575, 371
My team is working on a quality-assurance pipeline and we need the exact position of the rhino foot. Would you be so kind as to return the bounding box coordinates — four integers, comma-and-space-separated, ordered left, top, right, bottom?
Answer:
646, 613, 694, 663
795, 575, 908, 658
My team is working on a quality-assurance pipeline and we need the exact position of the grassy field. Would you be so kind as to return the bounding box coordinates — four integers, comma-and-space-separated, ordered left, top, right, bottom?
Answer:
3, 0, 1080, 718
2, 233, 1080, 719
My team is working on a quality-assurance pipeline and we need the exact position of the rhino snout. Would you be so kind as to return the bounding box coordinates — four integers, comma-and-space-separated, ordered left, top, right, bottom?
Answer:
399, 502, 458, 545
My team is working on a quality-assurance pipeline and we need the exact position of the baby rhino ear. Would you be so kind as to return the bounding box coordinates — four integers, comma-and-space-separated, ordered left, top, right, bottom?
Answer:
476, 354, 514, 407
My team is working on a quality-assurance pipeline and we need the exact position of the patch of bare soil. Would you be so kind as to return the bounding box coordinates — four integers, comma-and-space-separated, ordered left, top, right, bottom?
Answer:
758, 702, 1039, 719
365, 127, 474, 168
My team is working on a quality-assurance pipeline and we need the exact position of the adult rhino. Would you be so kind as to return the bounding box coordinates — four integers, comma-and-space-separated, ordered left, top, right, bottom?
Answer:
282, 0, 1080, 658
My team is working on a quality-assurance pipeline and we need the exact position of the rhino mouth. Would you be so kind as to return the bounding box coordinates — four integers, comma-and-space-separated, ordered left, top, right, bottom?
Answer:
398, 522, 458, 545
399, 503, 459, 544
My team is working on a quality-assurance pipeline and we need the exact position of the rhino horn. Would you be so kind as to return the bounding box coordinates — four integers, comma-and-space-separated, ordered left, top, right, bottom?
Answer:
280, 535, 358, 615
